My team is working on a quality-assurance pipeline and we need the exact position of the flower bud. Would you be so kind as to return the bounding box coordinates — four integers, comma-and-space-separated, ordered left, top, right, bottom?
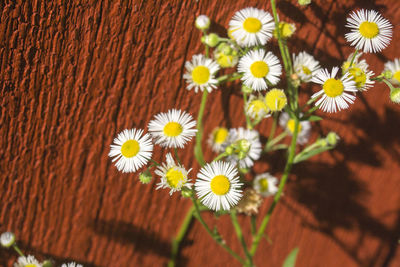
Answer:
237, 150, 247, 160
139, 170, 152, 184
237, 139, 251, 153
203, 33, 220, 47
390, 87, 400, 104
298, 0, 311, 6
195, 15, 210, 30
225, 144, 235, 155
181, 187, 193, 198
326, 132, 340, 146
316, 138, 327, 147
273, 22, 296, 39
0, 231, 15, 248
241, 85, 253, 94
383, 70, 393, 80
42, 260, 54, 267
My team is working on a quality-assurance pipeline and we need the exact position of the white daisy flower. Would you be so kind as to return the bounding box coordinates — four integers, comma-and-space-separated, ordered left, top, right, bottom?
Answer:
293, 51, 321, 82
61, 263, 83, 267
279, 112, 311, 145
109, 129, 153, 173
14, 255, 42, 267
155, 153, 191, 195
195, 161, 243, 211
225, 127, 262, 168
238, 49, 282, 91
0, 231, 15, 247
345, 9, 393, 53
207, 127, 229, 153
342, 52, 375, 91
183, 54, 220, 93
384, 58, 400, 85
311, 67, 357, 113
245, 94, 270, 120
229, 7, 274, 47
253, 173, 278, 197
148, 109, 197, 148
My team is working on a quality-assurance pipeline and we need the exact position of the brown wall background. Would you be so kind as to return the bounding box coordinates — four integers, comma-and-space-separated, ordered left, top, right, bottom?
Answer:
1, 0, 400, 266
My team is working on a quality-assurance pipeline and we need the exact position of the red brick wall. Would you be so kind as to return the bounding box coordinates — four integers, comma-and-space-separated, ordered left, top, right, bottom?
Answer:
1, 0, 400, 266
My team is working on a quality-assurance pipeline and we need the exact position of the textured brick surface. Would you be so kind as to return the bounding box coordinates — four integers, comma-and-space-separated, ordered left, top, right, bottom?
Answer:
1, 0, 400, 266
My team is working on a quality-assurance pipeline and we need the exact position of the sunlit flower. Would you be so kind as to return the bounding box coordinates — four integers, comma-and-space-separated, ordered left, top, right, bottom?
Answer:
14, 256, 42, 267
195, 161, 243, 211
195, 15, 210, 30
293, 51, 321, 82
148, 109, 197, 148
345, 9, 392, 53
311, 67, 357, 113
229, 7, 274, 47
253, 173, 278, 197
183, 54, 220, 93
264, 88, 287, 112
384, 58, 400, 85
238, 49, 282, 91
208, 127, 229, 153
342, 52, 374, 91
0, 231, 15, 248
109, 129, 153, 173
279, 112, 311, 145
155, 153, 191, 195
245, 94, 270, 120
225, 127, 262, 168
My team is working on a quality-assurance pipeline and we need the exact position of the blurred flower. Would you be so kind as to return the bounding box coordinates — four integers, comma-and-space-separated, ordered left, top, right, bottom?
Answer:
342, 52, 374, 91
384, 58, 400, 85
195, 15, 210, 30
265, 88, 287, 112
293, 51, 320, 82
253, 173, 279, 197
14, 256, 42, 267
0, 231, 15, 248
279, 112, 311, 145
208, 127, 229, 153
235, 189, 262, 215
245, 94, 270, 120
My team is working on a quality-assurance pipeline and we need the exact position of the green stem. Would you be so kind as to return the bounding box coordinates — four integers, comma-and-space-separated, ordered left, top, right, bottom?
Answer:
174, 148, 181, 164
231, 210, 253, 266
13, 244, 25, 257
264, 131, 288, 152
212, 152, 228, 162
250, 118, 299, 256
243, 92, 252, 129
191, 197, 246, 265
168, 206, 195, 267
250, 215, 257, 237
267, 113, 278, 144
194, 90, 208, 166
349, 49, 358, 68
150, 158, 160, 166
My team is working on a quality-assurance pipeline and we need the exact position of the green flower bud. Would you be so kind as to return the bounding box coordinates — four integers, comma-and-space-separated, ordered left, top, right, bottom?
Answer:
0, 231, 15, 248
316, 138, 328, 147
241, 85, 253, 94
298, 0, 311, 5
204, 33, 220, 47
181, 187, 193, 198
237, 139, 251, 153
139, 170, 152, 184
42, 260, 54, 267
326, 132, 340, 146
390, 87, 400, 104
225, 145, 235, 155
383, 70, 393, 79
222, 45, 233, 55
237, 150, 247, 160
195, 15, 210, 30
238, 168, 249, 174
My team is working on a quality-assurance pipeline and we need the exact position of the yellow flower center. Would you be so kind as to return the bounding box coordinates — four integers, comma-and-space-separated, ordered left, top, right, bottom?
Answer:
192, 66, 210, 84
166, 167, 185, 188
393, 71, 400, 83
25, 265, 37, 267
359, 21, 379, 39
243, 17, 262, 33
323, 78, 344, 97
121, 140, 140, 158
342, 61, 351, 72
348, 67, 367, 88
250, 99, 267, 113
213, 128, 228, 144
258, 178, 269, 192
163, 122, 183, 137
210, 175, 230, 195
250, 61, 269, 78
265, 89, 287, 111
281, 22, 295, 38
287, 119, 302, 134
302, 65, 312, 75
216, 53, 235, 68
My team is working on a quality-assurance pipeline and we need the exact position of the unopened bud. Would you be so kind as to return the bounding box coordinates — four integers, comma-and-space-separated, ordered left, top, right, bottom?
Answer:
195, 15, 210, 30
298, 0, 311, 6
42, 260, 53, 267
203, 33, 220, 47
0, 231, 15, 248
237, 150, 247, 160
383, 70, 393, 80
326, 132, 339, 146
225, 145, 235, 155
181, 187, 193, 198
139, 170, 152, 184
237, 139, 251, 153
241, 85, 253, 94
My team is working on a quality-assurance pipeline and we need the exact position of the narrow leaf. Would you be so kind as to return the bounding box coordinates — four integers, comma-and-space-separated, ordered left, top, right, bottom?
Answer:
283, 247, 299, 267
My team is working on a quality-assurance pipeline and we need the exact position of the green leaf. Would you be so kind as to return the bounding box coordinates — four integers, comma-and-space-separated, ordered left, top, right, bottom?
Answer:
293, 146, 333, 163
282, 247, 299, 267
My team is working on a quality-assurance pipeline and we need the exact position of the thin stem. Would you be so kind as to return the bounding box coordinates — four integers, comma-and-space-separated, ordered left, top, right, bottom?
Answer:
212, 152, 228, 162
250, 118, 300, 256
250, 215, 257, 237
13, 244, 25, 257
191, 197, 246, 265
270, 0, 290, 73
264, 131, 288, 152
174, 148, 181, 165
168, 206, 195, 267
267, 113, 278, 144
349, 49, 358, 68
150, 158, 160, 166
243, 92, 252, 129
230, 210, 253, 266
194, 90, 208, 166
